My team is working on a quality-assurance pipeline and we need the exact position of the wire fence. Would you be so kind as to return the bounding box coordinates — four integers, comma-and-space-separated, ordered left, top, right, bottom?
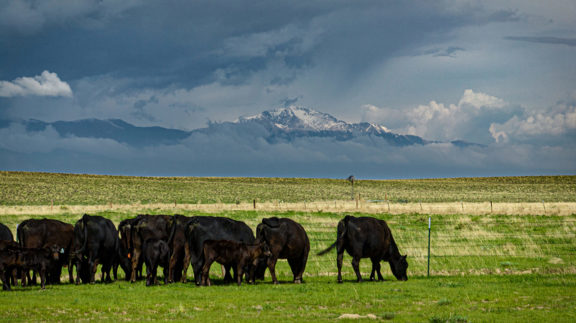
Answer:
268, 214, 576, 280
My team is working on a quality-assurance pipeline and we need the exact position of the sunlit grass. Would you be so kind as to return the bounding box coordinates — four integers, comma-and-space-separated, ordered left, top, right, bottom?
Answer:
1, 171, 575, 205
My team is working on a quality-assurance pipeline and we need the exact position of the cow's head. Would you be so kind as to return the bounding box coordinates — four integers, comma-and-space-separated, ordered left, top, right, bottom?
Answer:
390, 255, 408, 281
48, 245, 61, 260
260, 242, 272, 258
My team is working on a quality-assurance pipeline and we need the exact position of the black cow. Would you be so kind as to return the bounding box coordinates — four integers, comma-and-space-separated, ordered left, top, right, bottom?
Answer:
1, 245, 60, 290
201, 240, 271, 286
318, 215, 408, 282
143, 239, 170, 286
72, 214, 119, 284
15, 246, 61, 289
185, 216, 255, 286
0, 223, 13, 242
126, 215, 172, 283
17, 219, 74, 284
255, 217, 310, 284
167, 214, 191, 283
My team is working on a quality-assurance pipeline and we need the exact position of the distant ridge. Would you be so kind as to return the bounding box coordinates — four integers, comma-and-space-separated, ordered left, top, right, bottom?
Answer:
0, 106, 481, 148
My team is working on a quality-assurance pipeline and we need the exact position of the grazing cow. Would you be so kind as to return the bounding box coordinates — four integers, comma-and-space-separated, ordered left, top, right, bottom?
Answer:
166, 214, 191, 283
72, 214, 119, 284
15, 246, 61, 289
318, 215, 408, 282
201, 240, 271, 286
185, 216, 255, 285
0, 223, 13, 242
1, 246, 60, 290
255, 217, 310, 284
143, 239, 170, 286
17, 219, 74, 284
126, 214, 172, 283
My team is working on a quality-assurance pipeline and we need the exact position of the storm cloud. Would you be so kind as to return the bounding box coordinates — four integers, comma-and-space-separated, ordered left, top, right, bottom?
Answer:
1, 1, 575, 178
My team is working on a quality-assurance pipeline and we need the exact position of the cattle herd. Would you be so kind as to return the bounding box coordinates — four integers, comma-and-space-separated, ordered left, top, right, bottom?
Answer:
0, 214, 408, 291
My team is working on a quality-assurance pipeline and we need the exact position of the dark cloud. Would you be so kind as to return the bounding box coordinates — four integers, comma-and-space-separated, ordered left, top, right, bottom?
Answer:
506, 36, 576, 47
1, 1, 574, 178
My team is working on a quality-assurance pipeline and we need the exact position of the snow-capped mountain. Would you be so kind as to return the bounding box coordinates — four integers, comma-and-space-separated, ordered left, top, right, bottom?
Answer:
238, 106, 391, 133
238, 106, 352, 132
1, 106, 479, 148
230, 106, 428, 146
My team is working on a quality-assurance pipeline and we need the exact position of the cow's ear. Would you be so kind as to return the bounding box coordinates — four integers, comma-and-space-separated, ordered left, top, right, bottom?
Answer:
402, 255, 407, 259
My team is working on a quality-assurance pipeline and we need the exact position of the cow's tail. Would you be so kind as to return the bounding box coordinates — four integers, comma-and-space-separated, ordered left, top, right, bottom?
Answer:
317, 241, 336, 256
16, 222, 23, 246
167, 215, 178, 246
77, 214, 89, 255
317, 215, 351, 256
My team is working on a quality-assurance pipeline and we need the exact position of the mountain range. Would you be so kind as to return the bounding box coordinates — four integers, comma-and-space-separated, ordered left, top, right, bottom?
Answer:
0, 106, 478, 148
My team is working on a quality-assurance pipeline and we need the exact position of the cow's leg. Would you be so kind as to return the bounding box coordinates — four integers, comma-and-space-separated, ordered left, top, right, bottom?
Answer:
168, 246, 179, 283
153, 262, 159, 285
31, 270, 37, 285
146, 262, 153, 287
376, 260, 384, 281
112, 261, 118, 281
180, 244, 191, 283
288, 257, 304, 284
75, 260, 82, 284
163, 265, 169, 284
25, 270, 35, 286
1, 267, 11, 291
68, 258, 74, 284
370, 258, 384, 281
10, 268, 18, 287
223, 264, 233, 283
40, 267, 46, 290
336, 251, 344, 283
351, 257, 363, 282
236, 264, 244, 286
137, 259, 143, 280
267, 256, 279, 284
89, 258, 99, 284
200, 259, 213, 286
192, 259, 204, 286
130, 249, 142, 282
103, 262, 113, 283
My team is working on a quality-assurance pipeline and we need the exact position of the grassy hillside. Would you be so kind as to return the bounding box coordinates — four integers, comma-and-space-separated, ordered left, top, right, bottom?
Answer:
1, 171, 575, 205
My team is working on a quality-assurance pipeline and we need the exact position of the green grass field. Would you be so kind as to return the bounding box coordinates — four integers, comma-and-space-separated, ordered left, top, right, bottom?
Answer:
0, 172, 575, 321
1, 171, 575, 205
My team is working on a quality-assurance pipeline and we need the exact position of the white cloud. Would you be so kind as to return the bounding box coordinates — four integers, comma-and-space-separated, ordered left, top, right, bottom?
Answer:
362, 89, 513, 143
0, 71, 72, 97
458, 89, 506, 109
489, 103, 576, 142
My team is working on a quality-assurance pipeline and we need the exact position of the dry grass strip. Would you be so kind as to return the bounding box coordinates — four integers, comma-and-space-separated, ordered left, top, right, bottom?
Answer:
0, 201, 575, 216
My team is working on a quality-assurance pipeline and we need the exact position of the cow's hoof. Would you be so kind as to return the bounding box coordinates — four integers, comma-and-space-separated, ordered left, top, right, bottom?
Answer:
337, 279, 343, 284
294, 279, 302, 284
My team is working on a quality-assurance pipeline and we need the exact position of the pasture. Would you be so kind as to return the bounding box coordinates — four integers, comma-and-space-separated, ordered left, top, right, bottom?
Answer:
0, 172, 575, 321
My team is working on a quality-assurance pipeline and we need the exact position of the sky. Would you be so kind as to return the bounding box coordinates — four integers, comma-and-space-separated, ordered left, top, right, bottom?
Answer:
0, 0, 575, 178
